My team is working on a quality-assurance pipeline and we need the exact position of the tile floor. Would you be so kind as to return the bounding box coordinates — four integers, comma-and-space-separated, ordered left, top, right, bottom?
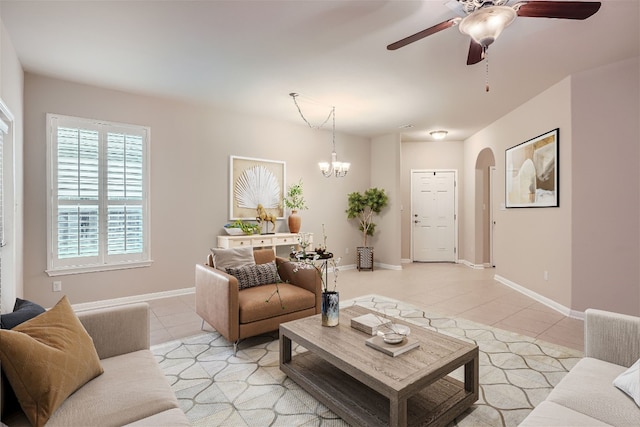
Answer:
147, 262, 584, 351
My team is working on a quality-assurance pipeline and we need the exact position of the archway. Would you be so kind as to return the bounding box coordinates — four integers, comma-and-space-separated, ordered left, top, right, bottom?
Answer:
475, 148, 496, 267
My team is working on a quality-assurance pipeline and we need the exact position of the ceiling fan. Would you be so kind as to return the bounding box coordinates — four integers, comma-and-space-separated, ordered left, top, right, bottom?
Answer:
387, 0, 601, 65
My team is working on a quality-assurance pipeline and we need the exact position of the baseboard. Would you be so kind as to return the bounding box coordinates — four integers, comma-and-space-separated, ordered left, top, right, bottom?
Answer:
72, 287, 195, 312
458, 259, 486, 269
374, 262, 402, 270
344, 262, 401, 271
494, 274, 585, 320
401, 258, 412, 264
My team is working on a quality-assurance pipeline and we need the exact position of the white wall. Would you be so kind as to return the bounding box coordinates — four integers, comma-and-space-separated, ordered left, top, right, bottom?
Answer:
462, 57, 640, 316
370, 134, 401, 268
464, 78, 574, 307
23, 74, 370, 308
0, 19, 24, 315
570, 57, 640, 315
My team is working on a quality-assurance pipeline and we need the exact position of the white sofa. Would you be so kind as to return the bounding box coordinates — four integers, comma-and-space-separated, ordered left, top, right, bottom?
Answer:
1, 303, 190, 426
519, 308, 640, 426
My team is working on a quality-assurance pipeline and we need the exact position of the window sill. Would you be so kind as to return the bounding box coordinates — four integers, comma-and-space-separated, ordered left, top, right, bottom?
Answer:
46, 260, 153, 277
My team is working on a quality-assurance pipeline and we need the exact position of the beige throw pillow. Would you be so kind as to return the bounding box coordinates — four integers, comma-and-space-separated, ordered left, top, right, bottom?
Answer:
211, 246, 255, 270
0, 295, 104, 427
614, 358, 640, 407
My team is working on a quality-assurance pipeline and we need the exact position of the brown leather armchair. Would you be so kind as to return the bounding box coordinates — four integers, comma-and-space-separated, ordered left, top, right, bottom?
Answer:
195, 249, 321, 353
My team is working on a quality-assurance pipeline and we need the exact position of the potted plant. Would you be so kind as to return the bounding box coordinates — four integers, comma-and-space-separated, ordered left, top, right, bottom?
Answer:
283, 179, 308, 233
346, 187, 389, 271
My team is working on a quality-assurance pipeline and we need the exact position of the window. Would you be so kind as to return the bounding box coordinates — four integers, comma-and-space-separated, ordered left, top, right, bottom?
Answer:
47, 114, 151, 275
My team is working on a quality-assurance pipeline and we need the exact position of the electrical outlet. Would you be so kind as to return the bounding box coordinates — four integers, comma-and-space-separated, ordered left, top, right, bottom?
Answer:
543, 271, 549, 281
53, 281, 62, 292
345, 247, 349, 254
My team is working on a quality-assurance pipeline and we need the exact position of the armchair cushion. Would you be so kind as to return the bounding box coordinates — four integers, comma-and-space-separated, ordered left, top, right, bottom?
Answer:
210, 246, 255, 270
239, 283, 316, 324
226, 260, 281, 290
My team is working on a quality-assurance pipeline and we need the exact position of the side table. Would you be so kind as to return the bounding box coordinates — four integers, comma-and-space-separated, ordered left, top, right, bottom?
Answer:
290, 251, 334, 286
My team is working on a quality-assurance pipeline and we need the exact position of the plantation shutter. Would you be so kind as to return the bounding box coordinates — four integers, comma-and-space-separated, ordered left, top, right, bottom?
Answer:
106, 128, 145, 257
56, 123, 100, 261
47, 114, 150, 274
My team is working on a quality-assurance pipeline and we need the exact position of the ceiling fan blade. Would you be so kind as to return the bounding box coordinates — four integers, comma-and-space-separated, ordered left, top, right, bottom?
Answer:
467, 40, 484, 65
387, 18, 459, 50
516, 1, 601, 20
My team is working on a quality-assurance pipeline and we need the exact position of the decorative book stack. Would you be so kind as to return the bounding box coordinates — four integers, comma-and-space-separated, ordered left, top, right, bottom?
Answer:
350, 313, 392, 336
365, 336, 420, 357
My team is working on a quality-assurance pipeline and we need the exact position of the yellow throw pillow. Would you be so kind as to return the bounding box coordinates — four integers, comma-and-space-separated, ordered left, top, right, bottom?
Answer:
0, 296, 104, 427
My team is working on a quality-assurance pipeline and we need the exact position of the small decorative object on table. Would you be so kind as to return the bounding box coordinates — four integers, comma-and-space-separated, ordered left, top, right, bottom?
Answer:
321, 291, 339, 327
224, 219, 261, 235
291, 226, 341, 327
315, 223, 328, 254
365, 334, 419, 357
256, 204, 277, 234
283, 179, 308, 233
295, 232, 312, 253
351, 313, 392, 336
376, 323, 411, 344
366, 322, 416, 356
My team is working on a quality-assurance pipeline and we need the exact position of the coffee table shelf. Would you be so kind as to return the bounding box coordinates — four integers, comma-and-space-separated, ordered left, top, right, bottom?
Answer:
280, 305, 479, 427
282, 351, 475, 427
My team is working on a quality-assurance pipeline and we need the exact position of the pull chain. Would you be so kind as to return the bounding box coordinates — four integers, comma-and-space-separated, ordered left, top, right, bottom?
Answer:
485, 47, 490, 92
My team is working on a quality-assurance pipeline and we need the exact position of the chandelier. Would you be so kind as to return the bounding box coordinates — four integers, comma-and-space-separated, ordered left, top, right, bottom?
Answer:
290, 93, 350, 178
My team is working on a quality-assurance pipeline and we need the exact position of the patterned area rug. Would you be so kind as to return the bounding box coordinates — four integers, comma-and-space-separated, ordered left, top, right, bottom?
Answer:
151, 295, 583, 426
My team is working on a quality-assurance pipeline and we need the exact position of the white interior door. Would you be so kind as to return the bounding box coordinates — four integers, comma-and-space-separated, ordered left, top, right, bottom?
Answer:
412, 171, 456, 262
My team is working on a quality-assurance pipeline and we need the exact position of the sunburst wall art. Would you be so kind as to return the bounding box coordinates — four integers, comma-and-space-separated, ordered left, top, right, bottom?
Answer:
230, 156, 285, 220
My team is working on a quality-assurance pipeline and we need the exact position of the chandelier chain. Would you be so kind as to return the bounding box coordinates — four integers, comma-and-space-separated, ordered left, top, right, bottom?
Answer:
289, 92, 349, 178
290, 93, 333, 130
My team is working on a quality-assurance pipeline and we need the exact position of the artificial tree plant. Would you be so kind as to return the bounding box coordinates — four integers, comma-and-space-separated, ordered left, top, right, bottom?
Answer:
346, 187, 389, 247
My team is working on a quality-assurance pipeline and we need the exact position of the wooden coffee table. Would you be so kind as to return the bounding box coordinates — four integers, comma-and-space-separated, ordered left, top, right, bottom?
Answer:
279, 305, 478, 427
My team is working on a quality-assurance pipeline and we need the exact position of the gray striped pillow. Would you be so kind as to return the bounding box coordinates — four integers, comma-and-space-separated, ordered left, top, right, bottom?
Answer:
226, 261, 280, 290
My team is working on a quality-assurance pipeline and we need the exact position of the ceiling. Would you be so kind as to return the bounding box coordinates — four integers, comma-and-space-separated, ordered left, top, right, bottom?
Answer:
1, 0, 638, 141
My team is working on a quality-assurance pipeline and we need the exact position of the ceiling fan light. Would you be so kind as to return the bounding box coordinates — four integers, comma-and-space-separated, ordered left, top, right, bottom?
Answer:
459, 6, 516, 47
430, 130, 448, 140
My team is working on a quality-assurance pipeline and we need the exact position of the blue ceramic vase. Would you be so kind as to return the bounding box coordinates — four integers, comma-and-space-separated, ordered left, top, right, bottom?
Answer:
321, 291, 339, 327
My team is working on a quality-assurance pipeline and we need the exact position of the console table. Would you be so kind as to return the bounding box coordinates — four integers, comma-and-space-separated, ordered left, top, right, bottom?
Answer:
217, 232, 312, 252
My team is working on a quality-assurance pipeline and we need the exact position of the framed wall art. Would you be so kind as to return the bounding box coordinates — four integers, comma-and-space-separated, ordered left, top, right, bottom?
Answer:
505, 128, 559, 208
229, 156, 285, 220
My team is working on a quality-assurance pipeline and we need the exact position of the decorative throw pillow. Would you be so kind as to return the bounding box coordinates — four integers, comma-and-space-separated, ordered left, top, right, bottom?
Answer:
226, 261, 280, 290
613, 358, 640, 407
0, 298, 46, 329
0, 296, 104, 427
210, 246, 255, 270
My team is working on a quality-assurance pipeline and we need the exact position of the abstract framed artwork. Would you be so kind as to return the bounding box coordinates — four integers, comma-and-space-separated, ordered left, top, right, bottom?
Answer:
229, 156, 285, 220
505, 128, 559, 208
